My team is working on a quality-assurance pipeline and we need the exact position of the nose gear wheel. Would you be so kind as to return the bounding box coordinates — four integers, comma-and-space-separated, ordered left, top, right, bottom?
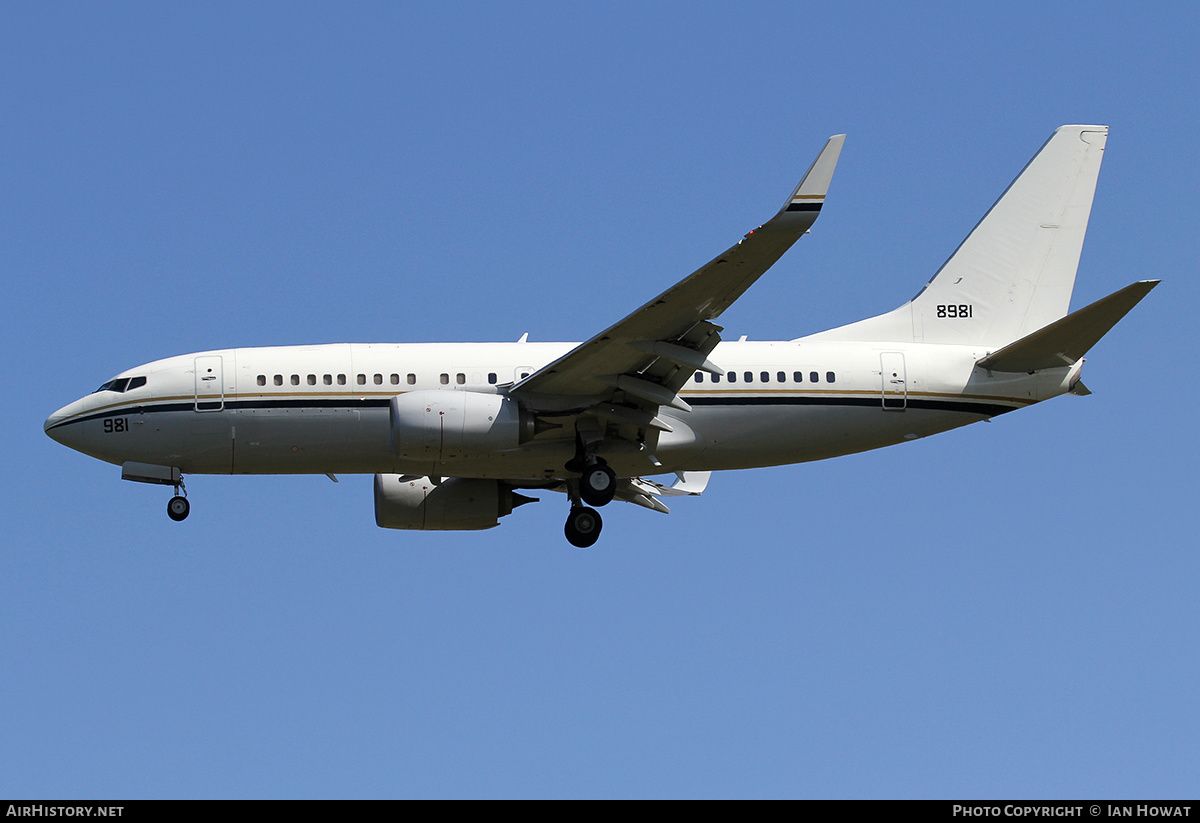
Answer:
167, 476, 189, 521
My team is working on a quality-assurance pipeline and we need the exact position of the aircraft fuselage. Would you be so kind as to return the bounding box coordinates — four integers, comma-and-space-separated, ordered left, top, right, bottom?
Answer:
44, 339, 1077, 480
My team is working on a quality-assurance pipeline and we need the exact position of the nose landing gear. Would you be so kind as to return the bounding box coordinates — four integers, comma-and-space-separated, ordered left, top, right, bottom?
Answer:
167, 477, 189, 522
167, 496, 190, 521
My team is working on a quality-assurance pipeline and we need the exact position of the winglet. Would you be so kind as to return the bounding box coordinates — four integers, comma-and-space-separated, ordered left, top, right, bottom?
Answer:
759, 134, 844, 235
784, 133, 845, 208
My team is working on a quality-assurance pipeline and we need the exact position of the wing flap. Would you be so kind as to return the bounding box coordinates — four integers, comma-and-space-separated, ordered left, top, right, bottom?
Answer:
525, 470, 713, 515
612, 471, 714, 514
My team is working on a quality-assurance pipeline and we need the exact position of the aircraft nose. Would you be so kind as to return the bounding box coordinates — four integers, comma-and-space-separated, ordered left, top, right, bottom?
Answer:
45, 409, 67, 440
44, 401, 81, 447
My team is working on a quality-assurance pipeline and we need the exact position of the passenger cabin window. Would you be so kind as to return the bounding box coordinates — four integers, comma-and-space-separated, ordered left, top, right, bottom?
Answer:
373, 374, 383, 385
257, 375, 266, 386
826, 371, 836, 383
323, 374, 332, 385
744, 371, 753, 383
390, 374, 399, 385
728, 372, 737, 383
357, 374, 366, 385
407, 374, 416, 385
440, 373, 449, 385
810, 371, 819, 383
456, 373, 465, 385
694, 373, 703, 383
711, 374, 721, 383
337, 374, 346, 385
761, 371, 770, 383
274, 375, 283, 386
794, 371, 803, 382
777, 372, 786, 383
307, 374, 316, 385
488, 373, 497, 384
291, 375, 300, 386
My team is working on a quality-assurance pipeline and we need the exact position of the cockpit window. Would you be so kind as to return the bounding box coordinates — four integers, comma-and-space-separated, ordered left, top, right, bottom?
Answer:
93, 376, 145, 394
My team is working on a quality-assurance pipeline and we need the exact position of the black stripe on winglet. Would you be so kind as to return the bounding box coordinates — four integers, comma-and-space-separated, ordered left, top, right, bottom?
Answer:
785, 202, 822, 212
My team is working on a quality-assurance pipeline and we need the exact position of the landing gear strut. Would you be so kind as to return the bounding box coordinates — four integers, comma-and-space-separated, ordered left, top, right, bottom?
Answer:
167, 476, 189, 522
562, 430, 614, 546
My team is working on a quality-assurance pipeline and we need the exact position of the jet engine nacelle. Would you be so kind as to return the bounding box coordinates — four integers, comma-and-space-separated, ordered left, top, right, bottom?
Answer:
390, 390, 533, 461
374, 474, 532, 531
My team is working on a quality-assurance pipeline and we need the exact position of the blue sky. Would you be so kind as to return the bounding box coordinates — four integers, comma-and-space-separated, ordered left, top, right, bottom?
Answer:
3, 2, 1198, 798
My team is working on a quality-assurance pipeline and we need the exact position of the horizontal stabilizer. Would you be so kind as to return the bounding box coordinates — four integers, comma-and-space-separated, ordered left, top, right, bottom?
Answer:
977, 280, 1159, 373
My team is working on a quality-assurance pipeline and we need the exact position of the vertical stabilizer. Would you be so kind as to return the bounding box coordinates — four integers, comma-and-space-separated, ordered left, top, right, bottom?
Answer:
808, 125, 1108, 346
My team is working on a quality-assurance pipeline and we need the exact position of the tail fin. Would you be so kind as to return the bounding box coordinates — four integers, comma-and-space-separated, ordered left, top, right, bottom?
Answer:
809, 125, 1109, 346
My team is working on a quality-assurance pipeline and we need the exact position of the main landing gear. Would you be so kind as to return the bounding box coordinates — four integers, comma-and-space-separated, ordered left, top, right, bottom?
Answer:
579, 461, 616, 507
564, 505, 602, 548
166, 476, 190, 522
562, 456, 616, 548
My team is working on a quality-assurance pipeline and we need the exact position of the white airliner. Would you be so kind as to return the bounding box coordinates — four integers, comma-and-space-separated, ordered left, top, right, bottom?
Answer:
45, 125, 1156, 547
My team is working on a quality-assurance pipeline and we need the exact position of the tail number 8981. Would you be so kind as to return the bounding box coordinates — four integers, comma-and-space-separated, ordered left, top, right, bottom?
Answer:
936, 304, 973, 318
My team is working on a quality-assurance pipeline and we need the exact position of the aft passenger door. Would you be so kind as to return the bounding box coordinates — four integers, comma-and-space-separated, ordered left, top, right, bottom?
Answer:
880, 352, 906, 411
